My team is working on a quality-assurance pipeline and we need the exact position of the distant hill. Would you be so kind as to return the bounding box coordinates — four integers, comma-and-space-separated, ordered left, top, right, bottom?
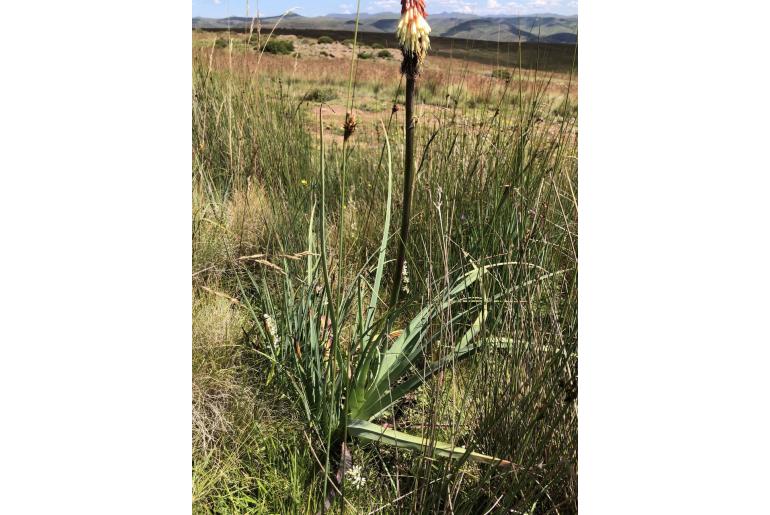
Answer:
192, 12, 577, 44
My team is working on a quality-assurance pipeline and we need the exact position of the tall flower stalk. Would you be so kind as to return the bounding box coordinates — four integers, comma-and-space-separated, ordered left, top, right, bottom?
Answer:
391, 0, 431, 306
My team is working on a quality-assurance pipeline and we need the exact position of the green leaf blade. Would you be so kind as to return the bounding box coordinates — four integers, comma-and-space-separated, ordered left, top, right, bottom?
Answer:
347, 419, 513, 468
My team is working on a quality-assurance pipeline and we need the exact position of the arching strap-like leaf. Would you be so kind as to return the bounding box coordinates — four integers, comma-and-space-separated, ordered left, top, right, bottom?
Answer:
347, 419, 515, 468
356, 337, 514, 421
362, 121, 394, 342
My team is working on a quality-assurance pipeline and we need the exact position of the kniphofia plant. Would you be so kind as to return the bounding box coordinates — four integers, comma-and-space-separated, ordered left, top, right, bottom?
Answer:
241, 115, 523, 511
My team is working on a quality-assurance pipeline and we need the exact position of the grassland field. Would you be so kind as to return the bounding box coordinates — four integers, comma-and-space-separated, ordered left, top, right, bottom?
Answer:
193, 31, 576, 147
200, 28, 577, 71
193, 27, 577, 514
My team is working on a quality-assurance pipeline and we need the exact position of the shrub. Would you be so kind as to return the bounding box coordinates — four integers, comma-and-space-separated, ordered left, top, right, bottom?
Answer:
214, 37, 229, 49
342, 39, 354, 46
376, 49, 392, 59
357, 51, 373, 60
317, 36, 334, 44
303, 88, 338, 103
260, 39, 295, 55
491, 68, 512, 81
371, 43, 384, 49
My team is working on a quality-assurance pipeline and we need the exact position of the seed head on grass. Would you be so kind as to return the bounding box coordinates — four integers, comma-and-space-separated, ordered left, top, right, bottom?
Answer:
343, 111, 357, 141
261, 313, 279, 350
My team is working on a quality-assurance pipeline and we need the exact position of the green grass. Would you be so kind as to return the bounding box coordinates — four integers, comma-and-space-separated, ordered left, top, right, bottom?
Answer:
193, 32, 577, 513
192, 292, 317, 513
259, 39, 295, 55
491, 68, 513, 81
303, 87, 338, 103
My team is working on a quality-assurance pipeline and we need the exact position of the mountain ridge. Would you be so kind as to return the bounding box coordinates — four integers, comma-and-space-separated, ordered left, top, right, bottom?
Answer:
192, 12, 577, 44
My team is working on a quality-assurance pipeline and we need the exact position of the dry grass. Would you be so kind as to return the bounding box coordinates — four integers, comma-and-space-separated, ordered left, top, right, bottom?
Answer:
192, 181, 229, 278
193, 34, 576, 154
193, 177, 277, 282
192, 31, 576, 101
227, 179, 274, 257
192, 289, 315, 512
197, 45, 576, 96
192, 290, 251, 453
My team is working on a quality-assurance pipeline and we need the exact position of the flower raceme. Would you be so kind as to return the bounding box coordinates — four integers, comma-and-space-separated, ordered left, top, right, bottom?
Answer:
397, 0, 431, 60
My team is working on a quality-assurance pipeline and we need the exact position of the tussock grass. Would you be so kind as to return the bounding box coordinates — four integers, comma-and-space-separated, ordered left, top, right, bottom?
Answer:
192, 290, 315, 513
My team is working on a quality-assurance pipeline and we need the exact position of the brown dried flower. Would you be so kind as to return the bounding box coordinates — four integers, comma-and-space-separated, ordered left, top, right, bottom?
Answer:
343, 111, 357, 141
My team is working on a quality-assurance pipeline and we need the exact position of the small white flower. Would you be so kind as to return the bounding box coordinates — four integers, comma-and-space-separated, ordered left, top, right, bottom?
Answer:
344, 464, 367, 490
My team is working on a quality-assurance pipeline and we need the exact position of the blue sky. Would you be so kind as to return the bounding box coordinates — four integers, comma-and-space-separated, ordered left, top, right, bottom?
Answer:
192, 0, 578, 18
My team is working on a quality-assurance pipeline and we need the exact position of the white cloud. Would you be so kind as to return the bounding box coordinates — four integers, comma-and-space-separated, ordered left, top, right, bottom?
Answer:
370, 0, 399, 10
479, 1, 524, 15
424, 0, 476, 13
367, 0, 477, 15
528, 0, 576, 11
366, 0, 576, 15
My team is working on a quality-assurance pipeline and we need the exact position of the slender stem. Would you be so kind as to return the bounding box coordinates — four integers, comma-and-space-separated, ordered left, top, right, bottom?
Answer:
391, 73, 416, 306
318, 107, 339, 514
339, 1, 361, 299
